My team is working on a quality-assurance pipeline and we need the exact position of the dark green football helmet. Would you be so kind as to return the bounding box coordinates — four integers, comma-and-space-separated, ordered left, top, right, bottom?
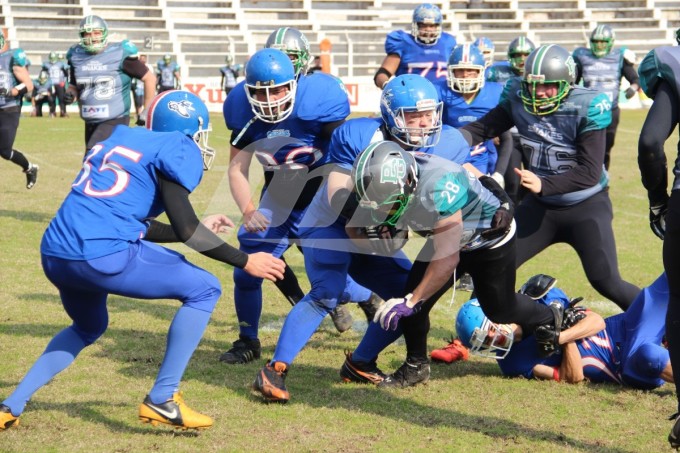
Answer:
521, 44, 576, 115
590, 25, 615, 58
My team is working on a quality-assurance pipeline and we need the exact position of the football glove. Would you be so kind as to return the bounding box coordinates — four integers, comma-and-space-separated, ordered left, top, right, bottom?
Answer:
364, 224, 409, 256
624, 86, 637, 99
62, 90, 76, 105
535, 325, 560, 358
479, 175, 514, 240
561, 297, 587, 331
650, 202, 667, 240
0, 87, 8, 96
373, 294, 423, 331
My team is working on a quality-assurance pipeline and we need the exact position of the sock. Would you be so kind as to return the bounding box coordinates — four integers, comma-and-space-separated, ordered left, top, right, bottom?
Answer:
271, 295, 330, 365
352, 322, 402, 363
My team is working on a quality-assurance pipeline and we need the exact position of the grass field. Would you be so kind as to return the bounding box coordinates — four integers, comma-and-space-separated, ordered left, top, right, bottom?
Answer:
0, 109, 674, 452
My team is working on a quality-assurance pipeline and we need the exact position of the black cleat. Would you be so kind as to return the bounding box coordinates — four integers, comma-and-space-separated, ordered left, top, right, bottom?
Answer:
455, 273, 474, 292
24, 164, 39, 190
330, 303, 353, 333
379, 357, 430, 388
340, 351, 386, 385
219, 337, 261, 364
357, 293, 384, 323
670, 413, 680, 449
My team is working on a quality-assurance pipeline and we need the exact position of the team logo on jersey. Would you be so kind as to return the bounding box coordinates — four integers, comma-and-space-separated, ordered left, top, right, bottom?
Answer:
380, 157, 407, 184
168, 100, 195, 118
529, 121, 563, 141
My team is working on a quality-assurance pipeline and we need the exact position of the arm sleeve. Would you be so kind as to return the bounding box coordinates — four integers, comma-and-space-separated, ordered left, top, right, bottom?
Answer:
122, 57, 150, 80
492, 129, 514, 175
638, 80, 675, 204
540, 129, 605, 196
460, 106, 515, 145
622, 60, 640, 85
157, 175, 249, 268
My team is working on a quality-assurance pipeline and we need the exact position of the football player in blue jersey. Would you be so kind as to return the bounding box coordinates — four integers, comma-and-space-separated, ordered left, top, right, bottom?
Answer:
222, 48, 376, 364
636, 33, 680, 448
572, 25, 640, 170
473, 36, 495, 72
41, 50, 70, 117
0, 34, 38, 189
66, 15, 157, 151
0, 91, 286, 432
454, 273, 671, 390
461, 44, 640, 313
374, 3, 457, 89
437, 43, 513, 179
156, 54, 181, 93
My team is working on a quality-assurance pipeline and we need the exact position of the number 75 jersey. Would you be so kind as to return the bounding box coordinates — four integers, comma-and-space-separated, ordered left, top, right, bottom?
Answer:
67, 40, 138, 122
386, 30, 456, 84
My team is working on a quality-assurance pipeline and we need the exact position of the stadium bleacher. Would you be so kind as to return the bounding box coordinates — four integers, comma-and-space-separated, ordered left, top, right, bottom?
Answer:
3, 0, 678, 79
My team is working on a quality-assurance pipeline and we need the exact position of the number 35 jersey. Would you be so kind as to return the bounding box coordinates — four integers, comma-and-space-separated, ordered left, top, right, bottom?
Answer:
67, 40, 138, 123
41, 126, 203, 260
498, 78, 612, 206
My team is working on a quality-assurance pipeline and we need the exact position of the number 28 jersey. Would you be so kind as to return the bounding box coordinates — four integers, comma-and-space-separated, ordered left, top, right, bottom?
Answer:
41, 126, 203, 260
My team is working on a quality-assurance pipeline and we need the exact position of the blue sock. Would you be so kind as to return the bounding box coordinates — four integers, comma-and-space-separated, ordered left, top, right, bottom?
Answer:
3, 326, 87, 416
352, 322, 402, 363
148, 305, 211, 404
272, 295, 330, 365
234, 282, 262, 339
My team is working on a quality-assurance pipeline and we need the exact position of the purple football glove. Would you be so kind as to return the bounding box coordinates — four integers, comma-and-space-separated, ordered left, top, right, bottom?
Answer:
373, 294, 423, 331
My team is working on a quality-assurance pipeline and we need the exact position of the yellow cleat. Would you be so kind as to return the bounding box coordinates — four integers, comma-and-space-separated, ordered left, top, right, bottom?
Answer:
138, 392, 213, 431
0, 405, 19, 430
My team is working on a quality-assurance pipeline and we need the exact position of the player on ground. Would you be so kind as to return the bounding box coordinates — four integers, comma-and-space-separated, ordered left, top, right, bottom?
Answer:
0, 91, 285, 432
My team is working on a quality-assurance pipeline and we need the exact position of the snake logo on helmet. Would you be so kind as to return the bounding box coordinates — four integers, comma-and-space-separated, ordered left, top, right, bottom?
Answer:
507, 36, 536, 73
456, 299, 514, 359
411, 3, 443, 45
473, 37, 495, 68
79, 15, 109, 54
352, 141, 419, 227
380, 74, 443, 148
521, 44, 576, 115
244, 48, 297, 123
590, 25, 615, 58
145, 90, 216, 170
265, 27, 311, 78
447, 44, 486, 94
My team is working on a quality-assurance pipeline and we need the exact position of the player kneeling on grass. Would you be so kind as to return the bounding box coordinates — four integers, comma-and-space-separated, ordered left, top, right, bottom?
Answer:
449, 273, 672, 389
0, 90, 285, 432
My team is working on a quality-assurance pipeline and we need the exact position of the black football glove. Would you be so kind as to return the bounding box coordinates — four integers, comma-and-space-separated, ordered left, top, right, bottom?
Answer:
479, 175, 514, 240
624, 86, 637, 99
650, 202, 668, 240
62, 90, 76, 105
0, 87, 8, 96
364, 224, 409, 256
535, 325, 560, 358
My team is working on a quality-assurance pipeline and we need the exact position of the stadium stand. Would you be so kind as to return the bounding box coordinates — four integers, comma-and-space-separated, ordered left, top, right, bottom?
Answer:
2, 0, 678, 79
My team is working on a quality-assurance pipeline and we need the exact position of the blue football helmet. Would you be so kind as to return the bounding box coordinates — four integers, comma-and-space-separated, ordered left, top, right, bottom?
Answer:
352, 141, 419, 227
380, 74, 443, 148
244, 48, 297, 123
79, 15, 109, 53
473, 37, 495, 67
456, 299, 514, 359
411, 3, 443, 45
265, 27, 311, 78
146, 90, 215, 170
447, 44, 486, 94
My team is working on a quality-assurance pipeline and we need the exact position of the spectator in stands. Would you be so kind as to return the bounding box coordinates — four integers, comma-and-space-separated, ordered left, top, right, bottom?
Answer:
374, 3, 456, 89
131, 54, 150, 125
636, 30, 680, 449
220, 54, 241, 96
41, 51, 69, 117
31, 69, 56, 118
66, 15, 156, 151
572, 24, 640, 170
0, 34, 38, 189
461, 44, 640, 312
156, 54, 181, 93
487, 36, 537, 205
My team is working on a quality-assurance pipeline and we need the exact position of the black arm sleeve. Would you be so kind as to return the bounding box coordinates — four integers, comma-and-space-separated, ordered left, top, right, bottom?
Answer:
539, 128, 605, 196
492, 129, 514, 175
155, 175, 249, 268
638, 80, 676, 204
461, 106, 516, 146
122, 57, 150, 80
320, 119, 345, 141
622, 59, 640, 86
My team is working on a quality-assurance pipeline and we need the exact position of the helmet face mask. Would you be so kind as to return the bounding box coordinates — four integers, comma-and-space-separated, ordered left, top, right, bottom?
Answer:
447, 44, 486, 94
521, 44, 576, 115
456, 300, 514, 359
352, 141, 419, 227
265, 27, 311, 78
381, 75, 443, 148
145, 90, 215, 170
244, 48, 297, 123
411, 4, 442, 45
79, 15, 109, 53
508, 36, 535, 73
590, 25, 615, 58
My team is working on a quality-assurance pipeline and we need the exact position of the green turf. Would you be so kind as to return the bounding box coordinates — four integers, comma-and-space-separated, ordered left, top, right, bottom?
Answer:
0, 110, 673, 452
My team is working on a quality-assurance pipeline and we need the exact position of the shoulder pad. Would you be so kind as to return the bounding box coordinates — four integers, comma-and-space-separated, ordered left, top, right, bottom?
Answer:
519, 274, 557, 299
121, 40, 139, 57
